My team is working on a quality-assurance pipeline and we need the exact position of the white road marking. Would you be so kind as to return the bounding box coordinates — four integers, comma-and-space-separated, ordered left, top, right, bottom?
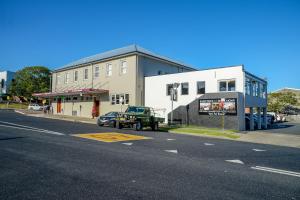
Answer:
167, 138, 175, 141
0, 121, 64, 135
226, 159, 244, 164
204, 143, 215, 146
252, 149, 266, 152
165, 150, 178, 154
122, 143, 133, 146
0, 124, 65, 135
251, 166, 300, 178
14, 110, 25, 115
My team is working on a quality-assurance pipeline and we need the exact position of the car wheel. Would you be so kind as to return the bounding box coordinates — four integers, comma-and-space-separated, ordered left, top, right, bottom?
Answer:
116, 121, 123, 129
151, 122, 159, 131
135, 121, 143, 131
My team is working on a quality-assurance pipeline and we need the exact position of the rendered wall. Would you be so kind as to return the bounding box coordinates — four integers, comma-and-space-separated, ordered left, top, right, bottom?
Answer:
145, 66, 245, 122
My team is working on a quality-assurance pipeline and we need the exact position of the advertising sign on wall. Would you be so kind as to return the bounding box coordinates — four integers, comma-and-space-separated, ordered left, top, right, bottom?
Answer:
199, 98, 237, 115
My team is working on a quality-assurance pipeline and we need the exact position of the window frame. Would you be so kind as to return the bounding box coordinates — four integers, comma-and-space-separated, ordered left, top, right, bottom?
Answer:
83, 68, 89, 80
106, 63, 112, 77
120, 60, 127, 75
94, 65, 100, 78
65, 72, 70, 84
74, 71, 78, 82
181, 82, 189, 95
218, 79, 236, 92
197, 81, 205, 94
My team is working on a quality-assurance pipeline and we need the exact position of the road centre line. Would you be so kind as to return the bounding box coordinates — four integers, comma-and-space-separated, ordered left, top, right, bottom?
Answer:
0, 124, 65, 135
251, 166, 300, 178
0, 120, 64, 135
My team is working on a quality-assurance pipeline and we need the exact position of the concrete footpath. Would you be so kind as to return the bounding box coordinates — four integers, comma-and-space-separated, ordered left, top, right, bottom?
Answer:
14, 109, 300, 149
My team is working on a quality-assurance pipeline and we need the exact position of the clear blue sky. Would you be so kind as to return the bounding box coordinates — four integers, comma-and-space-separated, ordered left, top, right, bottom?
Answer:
0, 0, 299, 91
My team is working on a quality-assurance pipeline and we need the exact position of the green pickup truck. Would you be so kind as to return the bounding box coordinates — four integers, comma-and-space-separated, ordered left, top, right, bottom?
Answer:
115, 106, 165, 131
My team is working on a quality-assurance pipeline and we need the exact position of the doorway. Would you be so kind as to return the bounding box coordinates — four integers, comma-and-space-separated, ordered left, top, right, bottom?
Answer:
57, 98, 62, 113
93, 97, 100, 117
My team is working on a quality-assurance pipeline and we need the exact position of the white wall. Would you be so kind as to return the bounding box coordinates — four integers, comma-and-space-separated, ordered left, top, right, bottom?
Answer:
145, 66, 244, 122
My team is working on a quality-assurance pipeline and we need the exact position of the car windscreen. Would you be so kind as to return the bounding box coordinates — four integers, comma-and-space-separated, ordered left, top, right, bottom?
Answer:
126, 107, 145, 113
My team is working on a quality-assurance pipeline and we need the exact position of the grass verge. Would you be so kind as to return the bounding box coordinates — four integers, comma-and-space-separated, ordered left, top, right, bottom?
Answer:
160, 125, 240, 139
0, 103, 28, 109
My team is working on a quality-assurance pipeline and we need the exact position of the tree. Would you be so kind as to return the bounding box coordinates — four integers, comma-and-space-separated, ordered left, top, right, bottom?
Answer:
268, 92, 298, 113
9, 66, 50, 99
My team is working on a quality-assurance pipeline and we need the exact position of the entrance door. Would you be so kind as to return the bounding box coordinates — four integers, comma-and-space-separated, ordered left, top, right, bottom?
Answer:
94, 100, 100, 117
57, 98, 62, 113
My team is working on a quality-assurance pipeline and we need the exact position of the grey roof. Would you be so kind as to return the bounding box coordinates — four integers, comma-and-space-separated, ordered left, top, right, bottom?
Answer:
53, 44, 196, 72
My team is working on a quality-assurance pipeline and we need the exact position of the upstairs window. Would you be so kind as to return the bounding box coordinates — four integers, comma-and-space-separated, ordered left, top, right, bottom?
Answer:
228, 80, 235, 91
94, 66, 100, 78
65, 73, 70, 83
219, 80, 236, 92
120, 61, 127, 74
181, 82, 189, 95
166, 84, 173, 96
74, 71, 78, 82
245, 77, 251, 95
84, 68, 89, 80
106, 63, 112, 76
197, 81, 205, 94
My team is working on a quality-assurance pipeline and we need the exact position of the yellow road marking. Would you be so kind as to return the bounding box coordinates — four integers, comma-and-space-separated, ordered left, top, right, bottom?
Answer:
72, 132, 150, 143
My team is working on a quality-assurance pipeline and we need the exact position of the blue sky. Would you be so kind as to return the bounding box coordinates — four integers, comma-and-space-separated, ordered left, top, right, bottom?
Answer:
0, 0, 299, 91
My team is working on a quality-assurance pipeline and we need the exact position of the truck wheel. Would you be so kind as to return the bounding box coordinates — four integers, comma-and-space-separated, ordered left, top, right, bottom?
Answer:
152, 122, 159, 131
117, 121, 123, 129
135, 121, 143, 131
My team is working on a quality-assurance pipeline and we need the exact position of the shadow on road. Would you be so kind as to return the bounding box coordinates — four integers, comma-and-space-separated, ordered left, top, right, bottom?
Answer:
0, 136, 25, 141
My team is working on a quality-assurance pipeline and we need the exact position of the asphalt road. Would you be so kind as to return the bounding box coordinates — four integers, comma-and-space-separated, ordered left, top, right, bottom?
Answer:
261, 121, 300, 136
0, 110, 299, 200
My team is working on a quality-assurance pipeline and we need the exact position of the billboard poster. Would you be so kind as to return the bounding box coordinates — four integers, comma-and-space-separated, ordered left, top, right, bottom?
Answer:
199, 98, 237, 115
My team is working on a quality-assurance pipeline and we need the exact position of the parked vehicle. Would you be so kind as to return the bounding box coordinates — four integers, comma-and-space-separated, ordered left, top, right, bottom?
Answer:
115, 106, 165, 131
97, 112, 119, 127
28, 104, 43, 111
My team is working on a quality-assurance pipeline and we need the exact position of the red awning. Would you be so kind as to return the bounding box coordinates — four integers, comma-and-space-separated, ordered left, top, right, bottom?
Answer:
33, 88, 109, 97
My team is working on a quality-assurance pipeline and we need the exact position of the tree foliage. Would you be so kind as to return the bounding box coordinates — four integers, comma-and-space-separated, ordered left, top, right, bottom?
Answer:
268, 92, 298, 113
9, 66, 50, 99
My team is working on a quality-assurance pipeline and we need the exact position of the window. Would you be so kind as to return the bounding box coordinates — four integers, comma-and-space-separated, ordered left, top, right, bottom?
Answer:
245, 77, 251, 95
197, 81, 205, 94
111, 93, 130, 105
111, 95, 116, 105
65, 73, 70, 83
219, 81, 227, 91
57, 74, 61, 84
94, 66, 100, 78
125, 94, 129, 104
120, 61, 127, 74
84, 68, 89, 80
252, 81, 258, 96
166, 84, 173, 95
116, 94, 120, 104
262, 84, 267, 99
181, 82, 189, 95
228, 80, 235, 91
74, 71, 78, 82
219, 80, 236, 92
106, 63, 112, 76
120, 94, 125, 104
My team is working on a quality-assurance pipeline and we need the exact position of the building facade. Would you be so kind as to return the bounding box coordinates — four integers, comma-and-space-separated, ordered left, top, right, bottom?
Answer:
0, 70, 15, 97
34, 45, 195, 117
145, 65, 267, 131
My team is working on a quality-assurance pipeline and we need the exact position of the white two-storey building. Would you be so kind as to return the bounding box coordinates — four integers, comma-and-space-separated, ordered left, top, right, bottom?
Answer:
145, 65, 267, 131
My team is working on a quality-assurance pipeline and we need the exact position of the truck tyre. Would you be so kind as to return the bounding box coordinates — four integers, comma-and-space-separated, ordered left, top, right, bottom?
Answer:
135, 121, 143, 131
152, 122, 159, 131
117, 121, 123, 129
